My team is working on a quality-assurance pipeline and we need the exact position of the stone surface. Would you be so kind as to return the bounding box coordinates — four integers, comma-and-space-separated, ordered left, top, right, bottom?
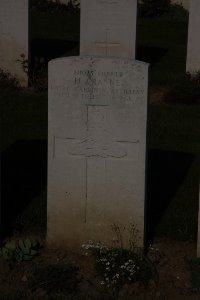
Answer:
197, 184, 200, 257
80, 0, 137, 59
186, 0, 200, 73
48, 56, 148, 249
0, 0, 28, 86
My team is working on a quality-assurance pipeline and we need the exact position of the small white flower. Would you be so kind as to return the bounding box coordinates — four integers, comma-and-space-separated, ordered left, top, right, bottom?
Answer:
101, 281, 105, 285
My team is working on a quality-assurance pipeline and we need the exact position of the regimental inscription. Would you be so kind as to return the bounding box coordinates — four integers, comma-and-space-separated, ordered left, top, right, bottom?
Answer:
72, 69, 145, 103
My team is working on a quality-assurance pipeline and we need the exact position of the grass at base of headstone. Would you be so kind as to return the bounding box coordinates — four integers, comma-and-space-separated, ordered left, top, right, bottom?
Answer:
148, 103, 200, 241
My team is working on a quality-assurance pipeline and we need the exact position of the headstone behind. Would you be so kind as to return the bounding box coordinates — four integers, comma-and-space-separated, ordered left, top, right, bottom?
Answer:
48, 56, 148, 249
186, 0, 200, 73
80, 0, 137, 59
0, 0, 28, 86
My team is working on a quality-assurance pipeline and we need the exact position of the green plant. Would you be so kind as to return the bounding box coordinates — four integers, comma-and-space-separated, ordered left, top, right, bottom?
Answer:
0, 240, 17, 261
0, 68, 19, 89
15, 239, 39, 262
110, 223, 140, 252
82, 223, 155, 290
0, 238, 40, 263
17, 54, 47, 91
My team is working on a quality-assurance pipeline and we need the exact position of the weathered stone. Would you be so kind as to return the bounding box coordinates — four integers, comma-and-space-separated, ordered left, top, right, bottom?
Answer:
47, 56, 148, 249
0, 0, 28, 86
186, 0, 200, 73
197, 184, 200, 257
80, 0, 137, 59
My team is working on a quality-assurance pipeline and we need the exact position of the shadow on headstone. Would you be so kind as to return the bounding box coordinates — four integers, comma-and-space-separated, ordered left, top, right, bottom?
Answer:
145, 149, 194, 245
31, 38, 79, 60
136, 46, 168, 65
1, 140, 47, 239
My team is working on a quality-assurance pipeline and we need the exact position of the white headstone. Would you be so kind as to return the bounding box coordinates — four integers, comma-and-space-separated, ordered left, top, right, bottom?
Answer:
0, 0, 28, 86
186, 0, 200, 73
80, 0, 137, 59
47, 56, 148, 249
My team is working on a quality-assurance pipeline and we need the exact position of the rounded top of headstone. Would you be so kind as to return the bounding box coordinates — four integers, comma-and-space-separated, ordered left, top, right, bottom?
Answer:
48, 56, 149, 68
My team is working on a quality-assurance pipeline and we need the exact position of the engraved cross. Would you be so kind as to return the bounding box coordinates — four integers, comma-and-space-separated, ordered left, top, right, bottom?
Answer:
95, 28, 120, 56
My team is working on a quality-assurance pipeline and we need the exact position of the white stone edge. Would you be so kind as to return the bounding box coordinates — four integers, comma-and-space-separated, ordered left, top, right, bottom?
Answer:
48, 55, 150, 67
